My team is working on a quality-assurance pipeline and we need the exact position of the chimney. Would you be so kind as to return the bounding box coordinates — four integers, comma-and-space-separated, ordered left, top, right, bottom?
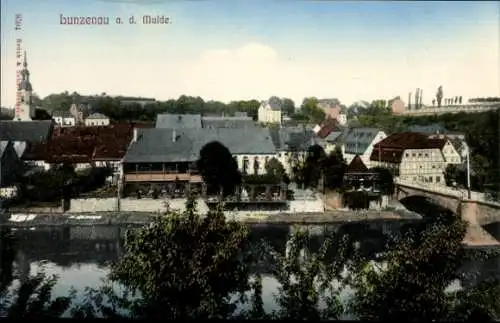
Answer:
172, 128, 177, 142
408, 92, 412, 110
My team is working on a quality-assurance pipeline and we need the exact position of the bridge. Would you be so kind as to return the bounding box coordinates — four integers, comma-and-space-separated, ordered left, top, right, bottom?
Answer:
401, 104, 499, 116
394, 179, 500, 246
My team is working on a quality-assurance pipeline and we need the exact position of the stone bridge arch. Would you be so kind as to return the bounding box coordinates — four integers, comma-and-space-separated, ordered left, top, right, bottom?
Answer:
396, 186, 461, 216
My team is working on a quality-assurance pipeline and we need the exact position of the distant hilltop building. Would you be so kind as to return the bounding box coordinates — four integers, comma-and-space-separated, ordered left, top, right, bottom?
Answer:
14, 51, 35, 121
389, 96, 405, 115
317, 98, 341, 120
257, 96, 282, 124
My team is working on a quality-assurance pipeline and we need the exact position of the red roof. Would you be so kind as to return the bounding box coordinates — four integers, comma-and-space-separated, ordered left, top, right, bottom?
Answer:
370, 132, 447, 163
347, 155, 368, 173
24, 123, 134, 163
316, 119, 341, 139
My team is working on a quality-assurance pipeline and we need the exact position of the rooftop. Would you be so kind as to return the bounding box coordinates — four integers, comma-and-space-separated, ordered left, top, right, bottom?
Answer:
155, 114, 202, 129
0, 120, 54, 142
123, 127, 277, 163
23, 123, 134, 163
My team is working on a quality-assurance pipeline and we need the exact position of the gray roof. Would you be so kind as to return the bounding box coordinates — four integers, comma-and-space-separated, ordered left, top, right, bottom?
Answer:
87, 112, 108, 119
234, 111, 248, 117
201, 116, 255, 129
123, 127, 276, 163
324, 131, 343, 142
0, 141, 8, 158
155, 114, 202, 129
269, 127, 320, 151
0, 120, 53, 142
52, 110, 73, 118
344, 127, 384, 155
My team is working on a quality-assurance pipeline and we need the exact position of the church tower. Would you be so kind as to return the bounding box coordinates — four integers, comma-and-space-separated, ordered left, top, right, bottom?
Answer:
14, 51, 35, 121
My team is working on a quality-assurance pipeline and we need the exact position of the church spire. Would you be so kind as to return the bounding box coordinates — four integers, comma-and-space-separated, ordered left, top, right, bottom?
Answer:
23, 51, 27, 68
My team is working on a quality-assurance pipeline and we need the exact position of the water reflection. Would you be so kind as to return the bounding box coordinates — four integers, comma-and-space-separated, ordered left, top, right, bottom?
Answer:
6, 220, 499, 304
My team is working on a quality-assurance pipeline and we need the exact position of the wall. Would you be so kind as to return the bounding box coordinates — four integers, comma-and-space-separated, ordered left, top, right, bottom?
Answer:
235, 154, 274, 175
69, 198, 117, 212
288, 199, 324, 213
68, 197, 210, 214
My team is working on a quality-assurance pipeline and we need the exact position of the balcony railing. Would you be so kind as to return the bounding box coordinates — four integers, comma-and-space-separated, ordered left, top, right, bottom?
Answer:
124, 171, 202, 183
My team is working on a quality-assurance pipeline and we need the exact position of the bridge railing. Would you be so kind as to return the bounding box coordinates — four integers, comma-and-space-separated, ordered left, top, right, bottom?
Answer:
394, 178, 486, 201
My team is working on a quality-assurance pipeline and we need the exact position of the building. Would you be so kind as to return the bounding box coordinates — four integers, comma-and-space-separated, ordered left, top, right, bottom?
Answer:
342, 128, 387, 167
156, 114, 202, 129
69, 101, 90, 126
85, 113, 110, 126
313, 120, 344, 154
336, 113, 347, 125
268, 126, 321, 175
317, 99, 341, 120
23, 124, 134, 179
121, 127, 277, 196
52, 110, 76, 127
202, 115, 255, 129
343, 155, 380, 190
155, 113, 256, 129
0, 141, 22, 187
390, 97, 405, 115
370, 132, 462, 186
0, 120, 54, 160
14, 52, 35, 121
257, 97, 282, 124
408, 124, 467, 162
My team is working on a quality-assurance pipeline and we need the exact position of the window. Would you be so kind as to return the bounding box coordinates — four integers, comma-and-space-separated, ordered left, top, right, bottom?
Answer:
436, 176, 440, 183
412, 153, 416, 157
253, 157, 260, 174
429, 177, 433, 183
418, 153, 422, 157
424, 153, 428, 157
405, 153, 409, 157
242, 157, 249, 174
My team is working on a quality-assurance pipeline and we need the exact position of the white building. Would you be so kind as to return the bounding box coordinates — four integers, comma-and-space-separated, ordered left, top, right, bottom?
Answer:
336, 113, 347, 126
257, 97, 282, 124
52, 110, 76, 127
85, 113, 110, 126
268, 126, 320, 175
370, 132, 462, 186
342, 128, 387, 168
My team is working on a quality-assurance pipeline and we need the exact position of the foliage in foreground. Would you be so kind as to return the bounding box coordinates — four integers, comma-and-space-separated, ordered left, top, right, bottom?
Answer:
2, 201, 499, 320
74, 196, 251, 319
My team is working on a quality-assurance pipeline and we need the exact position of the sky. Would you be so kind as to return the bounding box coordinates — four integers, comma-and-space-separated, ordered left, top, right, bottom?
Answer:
1, 0, 499, 108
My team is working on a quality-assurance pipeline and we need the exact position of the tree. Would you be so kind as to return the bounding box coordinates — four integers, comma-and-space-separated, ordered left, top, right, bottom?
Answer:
349, 213, 500, 321
270, 228, 356, 320
320, 148, 347, 190
436, 86, 443, 108
459, 96, 463, 104
265, 158, 289, 184
75, 198, 252, 319
281, 98, 295, 116
295, 97, 325, 124
197, 141, 241, 196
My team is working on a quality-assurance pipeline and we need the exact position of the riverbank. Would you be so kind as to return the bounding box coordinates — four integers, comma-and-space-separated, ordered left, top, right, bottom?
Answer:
0, 209, 421, 227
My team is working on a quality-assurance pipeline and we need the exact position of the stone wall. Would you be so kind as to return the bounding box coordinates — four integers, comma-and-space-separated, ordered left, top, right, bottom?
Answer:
288, 199, 324, 213
68, 197, 210, 214
69, 198, 117, 213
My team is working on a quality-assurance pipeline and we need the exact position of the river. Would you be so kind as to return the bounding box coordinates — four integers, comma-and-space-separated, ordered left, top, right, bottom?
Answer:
3, 219, 500, 317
